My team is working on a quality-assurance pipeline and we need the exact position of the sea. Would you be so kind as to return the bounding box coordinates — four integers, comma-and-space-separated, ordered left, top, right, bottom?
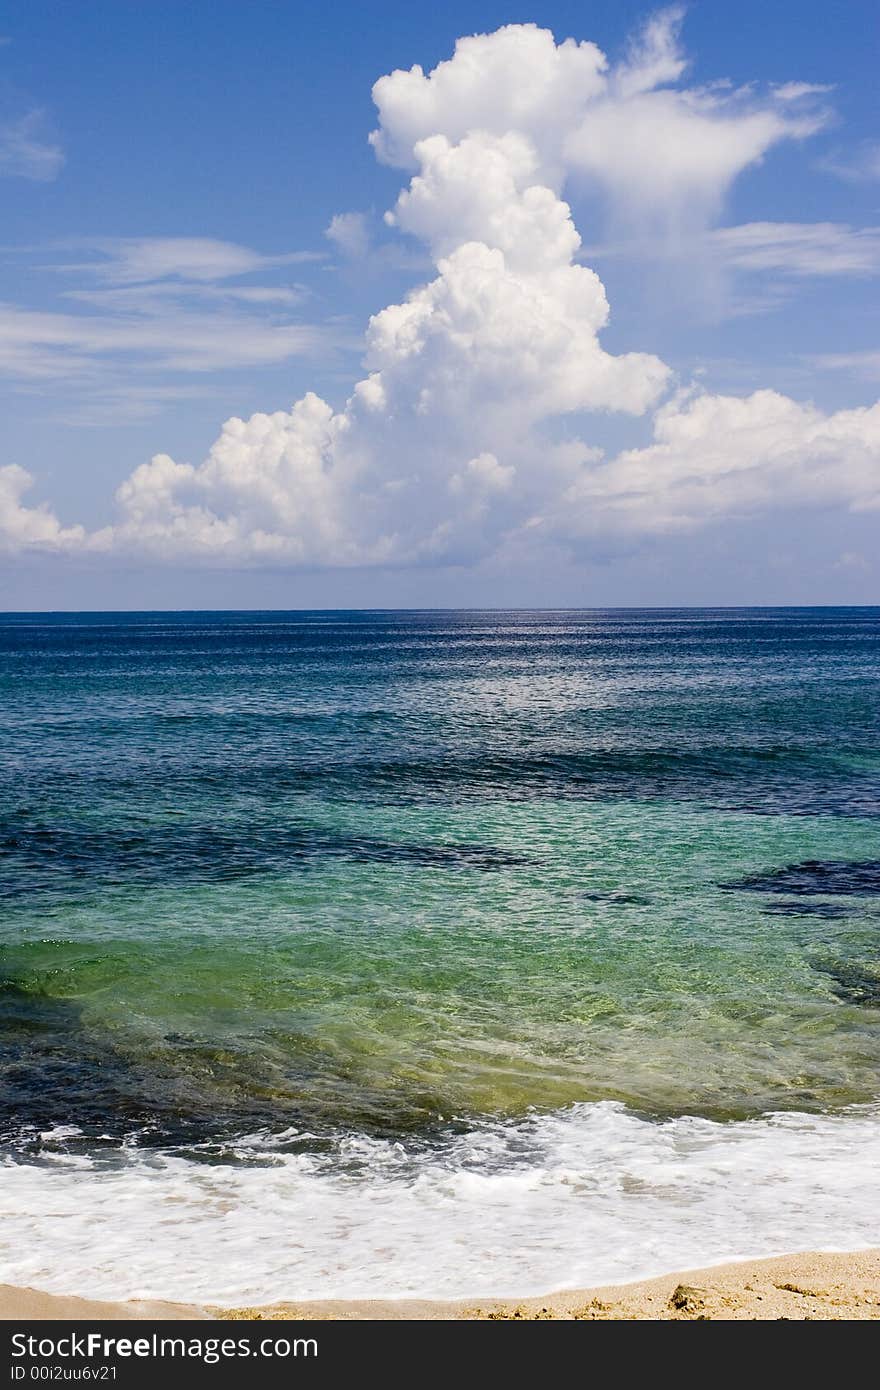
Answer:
1, 608, 878, 1303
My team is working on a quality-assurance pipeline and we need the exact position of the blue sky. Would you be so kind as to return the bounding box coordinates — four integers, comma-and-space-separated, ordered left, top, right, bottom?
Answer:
1, 1, 878, 607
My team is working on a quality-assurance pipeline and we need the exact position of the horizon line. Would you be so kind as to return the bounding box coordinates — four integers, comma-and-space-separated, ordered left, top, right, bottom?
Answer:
1, 604, 879, 617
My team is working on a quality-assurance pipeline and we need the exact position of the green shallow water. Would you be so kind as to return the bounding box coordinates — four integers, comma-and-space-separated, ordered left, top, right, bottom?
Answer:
1, 609, 879, 1146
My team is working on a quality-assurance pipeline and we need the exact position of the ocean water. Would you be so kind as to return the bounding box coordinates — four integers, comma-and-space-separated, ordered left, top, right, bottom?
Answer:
1, 608, 878, 1301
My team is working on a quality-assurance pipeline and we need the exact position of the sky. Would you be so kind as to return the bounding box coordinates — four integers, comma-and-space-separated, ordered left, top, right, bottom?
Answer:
1, 0, 878, 609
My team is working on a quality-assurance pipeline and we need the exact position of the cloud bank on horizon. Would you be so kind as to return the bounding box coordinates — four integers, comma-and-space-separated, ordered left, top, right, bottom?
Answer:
3, 9, 879, 566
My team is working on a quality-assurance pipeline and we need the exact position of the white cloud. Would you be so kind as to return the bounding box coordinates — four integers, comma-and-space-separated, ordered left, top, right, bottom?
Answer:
0, 301, 334, 379
86, 226, 668, 564
93, 238, 273, 283
551, 389, 880, 539
0, 466, 83, 551
324, 209, 429, 276
369, 22, 608, 177
42, 237, 322, 284
3, 18, 874, 567
566, 92, 822, 238
772, 82, 834, 103
325, 213, 371, 260
712, 222, 880, 276
818, 140, 880, 183
372, 10, 827, 241
386, 131, 580, 268
613, 4, 688, 96
811, 351, 880, 380
0, 237, 335, 390
63, 282, 306, 311
50, 382, 224, 428
0, 110, 63, 181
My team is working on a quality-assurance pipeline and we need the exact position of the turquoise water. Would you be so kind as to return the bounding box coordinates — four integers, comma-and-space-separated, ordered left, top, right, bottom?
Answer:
1, 609, 878, 1299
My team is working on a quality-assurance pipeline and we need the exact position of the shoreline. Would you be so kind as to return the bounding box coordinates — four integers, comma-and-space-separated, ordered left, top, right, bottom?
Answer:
3, 1250, 878, 1321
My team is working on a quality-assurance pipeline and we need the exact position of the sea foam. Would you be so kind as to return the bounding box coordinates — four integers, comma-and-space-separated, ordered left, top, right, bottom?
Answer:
2, 1101, 878, 1304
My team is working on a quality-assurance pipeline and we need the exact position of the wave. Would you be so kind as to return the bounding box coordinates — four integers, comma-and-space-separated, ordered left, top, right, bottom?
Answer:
1, 1101, 878, 1304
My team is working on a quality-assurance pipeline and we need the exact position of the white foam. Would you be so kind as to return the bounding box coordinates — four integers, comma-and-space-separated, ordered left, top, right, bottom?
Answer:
2, 1102, 878, 1304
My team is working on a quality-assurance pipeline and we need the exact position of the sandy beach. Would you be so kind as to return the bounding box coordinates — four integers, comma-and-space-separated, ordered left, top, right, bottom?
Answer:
2, 1251, 878, 1321
0, 1284, 208, 1321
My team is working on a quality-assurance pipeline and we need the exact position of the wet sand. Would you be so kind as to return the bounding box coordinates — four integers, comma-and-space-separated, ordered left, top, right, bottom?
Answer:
0, 1283, 208, 1320
220, 1249, 880, 1320
3, 1250, 878, 1320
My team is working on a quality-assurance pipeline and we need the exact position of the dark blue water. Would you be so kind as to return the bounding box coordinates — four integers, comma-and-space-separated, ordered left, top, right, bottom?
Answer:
1, 609, 878, 1300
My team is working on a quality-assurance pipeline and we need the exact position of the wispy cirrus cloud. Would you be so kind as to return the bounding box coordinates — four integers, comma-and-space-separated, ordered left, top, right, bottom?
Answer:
810, 350, 880, 380
0, 301, 333, 379
0, 109, 63, 181
580, 216, 880, 322
63, 281, 308, 312
817, 140, 880, 183
47, 236, 323, 284
711, 221, 880, 277
0, 236, 346, 416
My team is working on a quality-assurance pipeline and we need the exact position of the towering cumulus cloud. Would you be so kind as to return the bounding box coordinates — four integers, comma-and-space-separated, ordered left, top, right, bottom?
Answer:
3, 13, 878, 564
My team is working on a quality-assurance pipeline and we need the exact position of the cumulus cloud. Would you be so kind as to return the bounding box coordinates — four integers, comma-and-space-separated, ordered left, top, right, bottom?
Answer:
372, 11, 826, 239
3, 16, 875, 566
369, 22, 608, 179
550, 389, 880, 539
0, 466, 83, 551
87, 224, 668, 564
